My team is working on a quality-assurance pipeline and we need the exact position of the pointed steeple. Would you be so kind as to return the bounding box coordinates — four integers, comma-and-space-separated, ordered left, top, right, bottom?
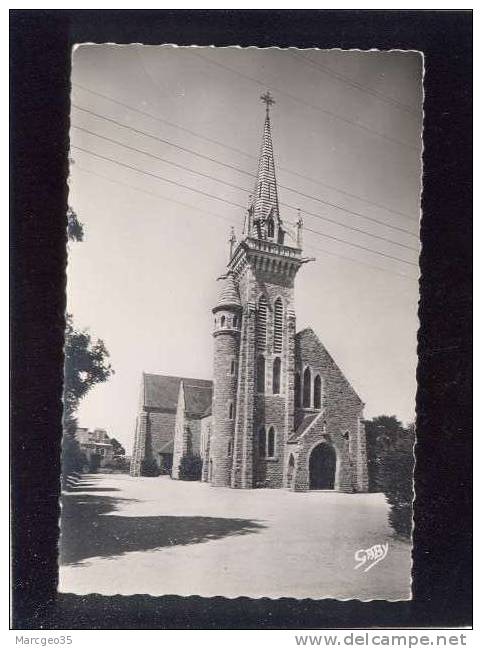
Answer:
248, 92, 283, 242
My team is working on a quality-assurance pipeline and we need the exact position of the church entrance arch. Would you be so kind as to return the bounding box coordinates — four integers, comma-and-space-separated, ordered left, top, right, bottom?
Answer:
309, 443, 336, 490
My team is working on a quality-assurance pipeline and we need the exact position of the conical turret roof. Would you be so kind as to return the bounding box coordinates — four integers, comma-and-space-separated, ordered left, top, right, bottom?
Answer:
213, 273, 241, 312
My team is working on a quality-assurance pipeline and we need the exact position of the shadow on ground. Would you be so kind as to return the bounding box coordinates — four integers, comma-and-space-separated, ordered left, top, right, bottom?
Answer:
60, 489, 265, 565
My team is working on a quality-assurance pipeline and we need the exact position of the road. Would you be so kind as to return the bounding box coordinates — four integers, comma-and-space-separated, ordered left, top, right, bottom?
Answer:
59, 472, 411, 600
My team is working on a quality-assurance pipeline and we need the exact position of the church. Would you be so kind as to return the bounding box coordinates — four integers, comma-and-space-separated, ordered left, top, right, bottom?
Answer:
130, 93, 368, 492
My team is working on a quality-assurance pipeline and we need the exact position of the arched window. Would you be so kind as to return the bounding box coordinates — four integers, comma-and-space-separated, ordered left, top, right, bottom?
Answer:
220, 315, 226, 328
228, 402, 234, 420
257, 295, 267, 351
314, 375, 322, 409
267, 217, 275, 238
274, 297, 283, 352
273, 357, 281, 394
267, 427, 276, 458
257, 355, 265, 393
303, 367, 311, 408
258, 426, 266, 457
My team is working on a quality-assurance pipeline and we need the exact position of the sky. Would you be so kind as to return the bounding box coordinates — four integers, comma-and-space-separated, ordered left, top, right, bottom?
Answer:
67, 45, 423, 453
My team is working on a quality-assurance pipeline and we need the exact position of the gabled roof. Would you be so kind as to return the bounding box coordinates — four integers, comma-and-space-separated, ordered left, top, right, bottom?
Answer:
142, 373, 212, 411
183, 383, 213, 419
295, 327, 363, 405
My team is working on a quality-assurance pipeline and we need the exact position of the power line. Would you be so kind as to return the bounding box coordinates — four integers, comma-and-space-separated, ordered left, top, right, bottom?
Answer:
71, 144, 246, 210
73, 83, 419, 222
75, 163, 417, 282
72, 123, 418, 252
72, 105, 418, 239
71, 144, 418, 268
74, 164, 238, 227
190, 51, 420, 152
288, 51, 419, 116
304, 226, 417, 267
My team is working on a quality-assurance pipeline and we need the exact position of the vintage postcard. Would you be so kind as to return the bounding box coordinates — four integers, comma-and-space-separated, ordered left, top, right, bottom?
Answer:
59, 45, 422, 600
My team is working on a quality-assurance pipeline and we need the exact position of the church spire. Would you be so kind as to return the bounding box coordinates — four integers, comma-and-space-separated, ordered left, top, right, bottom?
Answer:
248, 92, 283, 242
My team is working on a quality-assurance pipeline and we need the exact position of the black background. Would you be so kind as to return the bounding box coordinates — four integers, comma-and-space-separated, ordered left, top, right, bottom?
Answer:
10, 10, 472, 629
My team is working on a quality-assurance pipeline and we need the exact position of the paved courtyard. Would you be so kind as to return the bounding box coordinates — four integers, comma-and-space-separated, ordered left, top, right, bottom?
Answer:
59, 473, 411, 600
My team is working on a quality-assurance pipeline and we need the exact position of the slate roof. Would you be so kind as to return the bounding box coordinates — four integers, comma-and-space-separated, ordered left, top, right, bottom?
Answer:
142, 373, 212, 412
184, 383, 213, 418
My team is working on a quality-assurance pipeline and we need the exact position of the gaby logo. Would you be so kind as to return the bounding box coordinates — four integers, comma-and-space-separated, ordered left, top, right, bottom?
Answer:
354, 543, 389, 572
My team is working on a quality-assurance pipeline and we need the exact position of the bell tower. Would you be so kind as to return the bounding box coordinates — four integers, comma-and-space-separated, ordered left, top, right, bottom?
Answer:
224, 92, 305, 488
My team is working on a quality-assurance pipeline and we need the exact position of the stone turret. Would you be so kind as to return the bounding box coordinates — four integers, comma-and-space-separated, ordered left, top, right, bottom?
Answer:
210, 273, 242, 486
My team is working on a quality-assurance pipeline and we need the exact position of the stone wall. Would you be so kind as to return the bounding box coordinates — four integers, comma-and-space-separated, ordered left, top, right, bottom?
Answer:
292, 328, 367, 492
211, 310, 240, 487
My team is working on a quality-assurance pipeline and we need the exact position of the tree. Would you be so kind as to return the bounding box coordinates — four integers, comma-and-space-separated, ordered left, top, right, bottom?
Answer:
364, 415, 415, 538
67, 206, 84, 242
61, 207, 114, 483
379, 426, 415, 538
365, 415, 406, 492
110, 437, 125, 456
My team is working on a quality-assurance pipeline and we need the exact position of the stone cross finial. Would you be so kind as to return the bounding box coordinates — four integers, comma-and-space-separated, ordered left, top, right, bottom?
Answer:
260, 91, 275, 113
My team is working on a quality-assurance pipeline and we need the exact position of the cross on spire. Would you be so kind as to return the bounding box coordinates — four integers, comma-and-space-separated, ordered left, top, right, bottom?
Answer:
260, 91, 275, 113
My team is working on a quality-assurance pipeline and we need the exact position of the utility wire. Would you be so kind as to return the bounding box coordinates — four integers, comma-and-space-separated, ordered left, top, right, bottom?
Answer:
75, 163, 417, 282
73, 83, 419, 222
190, 51, 420, 152
74, 164, 238, 227
71, 144, 418, 268
72, 105, 418, 238
288, 51, 419, 116
72, 124, 418, 252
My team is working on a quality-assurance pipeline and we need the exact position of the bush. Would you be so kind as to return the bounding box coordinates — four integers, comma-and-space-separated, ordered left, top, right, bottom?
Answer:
178, 454, 202, 481
141, 458, 161, 477
379, 447, 414, 538
365, 416, 415, 538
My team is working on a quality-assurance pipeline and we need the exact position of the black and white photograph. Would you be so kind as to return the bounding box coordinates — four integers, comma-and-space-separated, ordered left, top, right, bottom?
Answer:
57, 44, 424, 601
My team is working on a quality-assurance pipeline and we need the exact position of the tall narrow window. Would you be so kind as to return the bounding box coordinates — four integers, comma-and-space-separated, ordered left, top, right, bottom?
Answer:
274, 297, 283, 352
228, 402, 234, 420
230, 359, 235, 375
257, 295, 267, 351
267, 217, 274, 238
273, 357, 281, 394
277, 229, 284, 245
227, 439, 232, 457
186, 427, 193, 455
233, 315, 238, 328
303, 367, 311, 408
220, 315, 226, 328
295, 372, 301, 407
258, 426, 266, 457
257, 355, 265, 393
267, 427, 275, 458
314, 375, 322, 409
